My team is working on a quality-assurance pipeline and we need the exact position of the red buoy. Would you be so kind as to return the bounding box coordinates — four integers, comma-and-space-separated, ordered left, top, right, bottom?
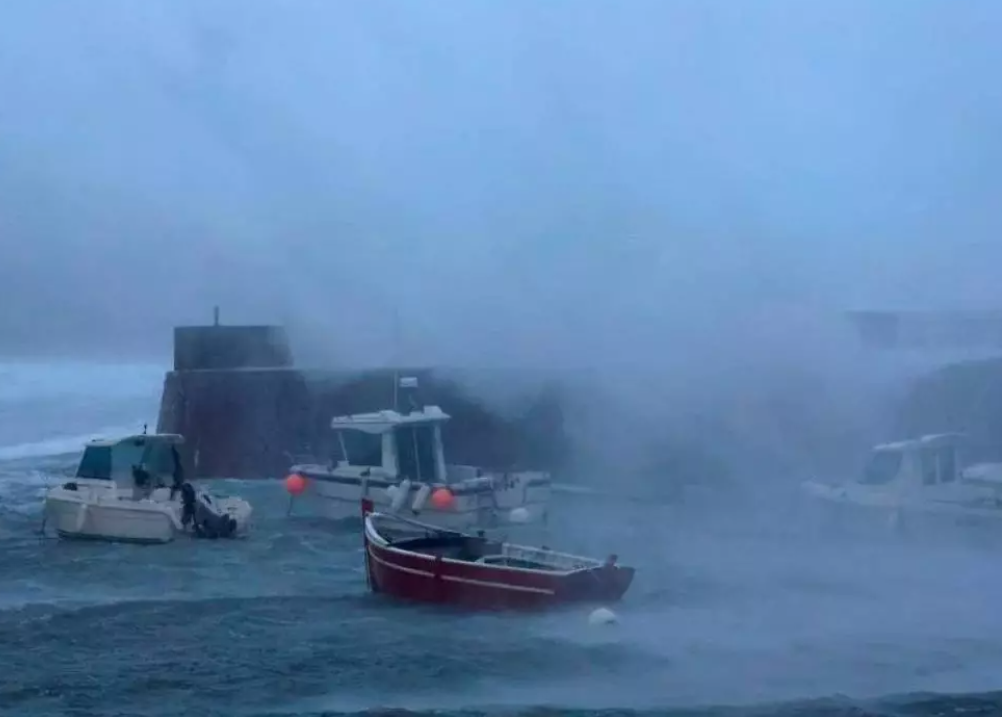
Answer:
285, 473, 307, 495
430, 487, 454, 510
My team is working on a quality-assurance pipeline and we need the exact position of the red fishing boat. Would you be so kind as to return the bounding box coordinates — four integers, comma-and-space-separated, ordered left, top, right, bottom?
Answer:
361, 499, 635, 610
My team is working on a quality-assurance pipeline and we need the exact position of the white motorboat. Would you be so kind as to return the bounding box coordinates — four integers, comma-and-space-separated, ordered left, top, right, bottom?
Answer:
43, 431, 253, 544
287, 378, 552, 530
801, 432, 1002, 534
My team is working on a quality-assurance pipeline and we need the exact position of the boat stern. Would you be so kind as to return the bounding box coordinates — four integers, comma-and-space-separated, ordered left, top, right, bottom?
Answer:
556, 562, 635, 604
488, 470, 553, 516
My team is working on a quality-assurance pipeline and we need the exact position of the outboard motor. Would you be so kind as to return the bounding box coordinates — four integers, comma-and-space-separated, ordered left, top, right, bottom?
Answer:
178, 482, 238, 539
179, 483, 198, 528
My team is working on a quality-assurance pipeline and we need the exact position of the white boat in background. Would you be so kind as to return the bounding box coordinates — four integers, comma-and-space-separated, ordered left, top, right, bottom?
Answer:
287, 377, 552, 530
43, 431, 253, 544
801, 432, 1002, 533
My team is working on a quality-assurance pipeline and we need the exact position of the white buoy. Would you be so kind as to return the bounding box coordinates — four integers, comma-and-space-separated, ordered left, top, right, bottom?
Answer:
588, 607, 618, 626
509, 506, 530, 524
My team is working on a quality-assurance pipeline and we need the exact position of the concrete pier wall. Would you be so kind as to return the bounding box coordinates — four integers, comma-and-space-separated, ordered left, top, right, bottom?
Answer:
155, 320, 567, 479
896, 357, 1002, 461
156, 311, 1002, 481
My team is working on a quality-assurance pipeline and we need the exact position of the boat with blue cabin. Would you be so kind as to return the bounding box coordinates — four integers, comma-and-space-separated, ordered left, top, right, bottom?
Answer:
42, 431, 253, 544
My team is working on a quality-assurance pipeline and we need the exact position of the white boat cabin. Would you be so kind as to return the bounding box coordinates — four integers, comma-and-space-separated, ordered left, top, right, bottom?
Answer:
327, 405, 459, 485
801, 431, 1002, 527
856, 433, 965, 490
75, 433, 186, 490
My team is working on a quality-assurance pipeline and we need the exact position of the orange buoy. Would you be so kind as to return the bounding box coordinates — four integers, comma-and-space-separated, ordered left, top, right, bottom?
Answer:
285, 473, 307, 495
430, 487, 455, 510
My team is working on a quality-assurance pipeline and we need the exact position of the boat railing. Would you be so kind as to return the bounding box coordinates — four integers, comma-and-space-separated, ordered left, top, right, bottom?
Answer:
284, 451, 319, 466
370, 511, 466, 541
445, 465, 483, 482
501, 544, 596, 571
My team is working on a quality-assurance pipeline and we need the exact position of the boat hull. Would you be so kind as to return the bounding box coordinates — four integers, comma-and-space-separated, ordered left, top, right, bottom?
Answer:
364, 527, 634, 611
801, 482, 1002, 541
44, 493, 178, 544
43, 486, 253, 544
295, 466, 551, 529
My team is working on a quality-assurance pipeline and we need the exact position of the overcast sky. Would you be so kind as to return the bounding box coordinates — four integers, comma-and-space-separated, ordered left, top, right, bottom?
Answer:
0, 0, 999, 366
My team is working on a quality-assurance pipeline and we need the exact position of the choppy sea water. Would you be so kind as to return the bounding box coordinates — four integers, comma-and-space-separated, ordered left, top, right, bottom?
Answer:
2, 361, 1002, 717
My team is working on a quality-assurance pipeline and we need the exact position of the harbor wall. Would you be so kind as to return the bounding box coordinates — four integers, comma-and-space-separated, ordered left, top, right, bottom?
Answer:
156, 311, 1002, 482
895, 357, 1002, 461
156, 321, 567, 479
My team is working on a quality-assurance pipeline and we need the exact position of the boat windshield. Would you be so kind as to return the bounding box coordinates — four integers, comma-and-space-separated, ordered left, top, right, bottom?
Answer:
77, 438, 183, 483
77, 445, 113, 480
336, 431, 383, 467
143, 441, 181, 478
921, 445, 959, 485
860, 449, 902, 485
395, 424, 439, 483
938, 446, 957, 482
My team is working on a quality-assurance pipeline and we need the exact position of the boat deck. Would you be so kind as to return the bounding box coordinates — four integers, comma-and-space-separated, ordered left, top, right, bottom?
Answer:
390, 534, 498, 561
386, 534, 568, 571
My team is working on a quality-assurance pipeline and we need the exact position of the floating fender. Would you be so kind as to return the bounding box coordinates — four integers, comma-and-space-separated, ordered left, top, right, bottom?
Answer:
411, 483, 431, 513
390, 479, 411, 512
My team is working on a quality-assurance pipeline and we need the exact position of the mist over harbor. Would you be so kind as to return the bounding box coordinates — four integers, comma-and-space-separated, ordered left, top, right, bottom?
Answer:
2, 1, 1001, 362
3, 1, 1000, 484
4, 3, 1002, 714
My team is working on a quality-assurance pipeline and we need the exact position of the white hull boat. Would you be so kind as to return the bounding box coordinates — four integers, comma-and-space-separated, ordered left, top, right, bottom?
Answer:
43, 432, 252, 544
292, 464, 551, 529
801, 433, 1002, 536
287, 377, 552, 531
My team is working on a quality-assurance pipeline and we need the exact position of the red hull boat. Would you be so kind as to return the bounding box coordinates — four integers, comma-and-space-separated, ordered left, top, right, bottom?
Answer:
361, 499, 635, 610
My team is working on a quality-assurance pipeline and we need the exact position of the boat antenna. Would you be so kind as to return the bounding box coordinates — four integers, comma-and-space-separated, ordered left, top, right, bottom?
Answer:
389, 307, 420, 412
391, 306, 401, 412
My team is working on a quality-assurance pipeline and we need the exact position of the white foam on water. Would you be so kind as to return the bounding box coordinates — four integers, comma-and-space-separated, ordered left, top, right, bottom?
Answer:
0, 360, 166, 519
0, 358, 165, 464
0, 424, 150, 463
0, 424, 148, 509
